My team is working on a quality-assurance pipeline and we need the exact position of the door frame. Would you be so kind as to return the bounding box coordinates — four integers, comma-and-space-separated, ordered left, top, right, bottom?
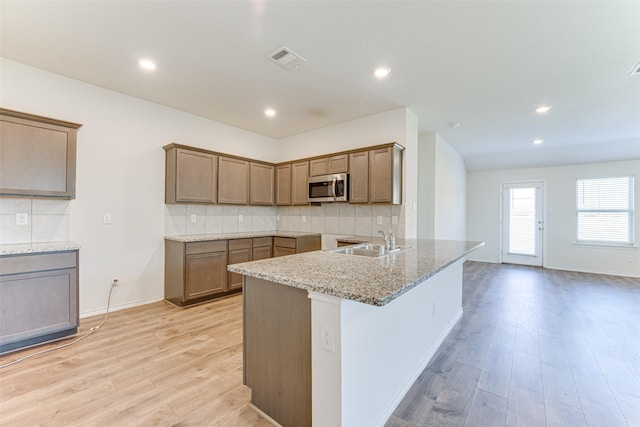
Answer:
500, 180, 547, 266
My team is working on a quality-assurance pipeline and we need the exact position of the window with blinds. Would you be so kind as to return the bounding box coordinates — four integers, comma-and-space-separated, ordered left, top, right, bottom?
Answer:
576, 176, 635, 245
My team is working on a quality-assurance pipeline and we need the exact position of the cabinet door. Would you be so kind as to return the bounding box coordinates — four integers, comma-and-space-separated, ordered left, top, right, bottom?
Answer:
253, 245, 272, 260
309, 158, 329, 176
0, 111, 80, 199
218, 156, 249, 204
291, 162, 309, 205
174, 149, 218, 203
228, 244, 252, 291
328, 155, 348, 174
249, 162, 275, 206
276, 164, 292, 206
273, 246, 296, 257
369, 146, 402, 204
185, 251, 228, 299
349, 151, 369, 203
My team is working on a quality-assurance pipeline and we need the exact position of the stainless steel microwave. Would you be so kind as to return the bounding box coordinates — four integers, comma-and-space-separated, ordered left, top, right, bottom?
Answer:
308, 173, 349, 202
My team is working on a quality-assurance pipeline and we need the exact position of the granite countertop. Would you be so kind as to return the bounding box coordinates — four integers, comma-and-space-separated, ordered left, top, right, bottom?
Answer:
165, 230, 321, 242
228, 238, 484, 306
0, 241, 81, 256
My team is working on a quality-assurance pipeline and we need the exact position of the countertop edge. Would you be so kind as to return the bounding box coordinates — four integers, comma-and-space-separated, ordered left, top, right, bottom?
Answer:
0, 242, 81, 256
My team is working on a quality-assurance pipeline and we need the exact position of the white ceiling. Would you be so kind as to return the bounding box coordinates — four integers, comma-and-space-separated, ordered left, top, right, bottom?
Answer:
1, 1, 639, 170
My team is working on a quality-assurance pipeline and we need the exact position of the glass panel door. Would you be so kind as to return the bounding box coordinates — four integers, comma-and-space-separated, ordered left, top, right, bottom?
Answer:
502, 182, 544, 266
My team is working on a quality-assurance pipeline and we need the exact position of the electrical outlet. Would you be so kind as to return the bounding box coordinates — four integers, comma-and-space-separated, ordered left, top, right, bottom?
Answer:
190, 214, 197, 223
16, 213, 28, 225
301, 215, 307, 223
103, 213, 112, 224
376, 216, 383, 225
276, 215, 281, 222
320, 323, 335, 352
628, 254, 636, 263
392, 216, 398, 225
239, 214, 243, 223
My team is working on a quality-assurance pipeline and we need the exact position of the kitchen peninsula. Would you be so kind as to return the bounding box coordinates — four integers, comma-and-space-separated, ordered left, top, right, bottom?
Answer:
228, 238, 483, 427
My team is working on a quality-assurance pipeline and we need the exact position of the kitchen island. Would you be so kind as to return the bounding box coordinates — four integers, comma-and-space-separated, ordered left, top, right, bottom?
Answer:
228, 238, 483, 427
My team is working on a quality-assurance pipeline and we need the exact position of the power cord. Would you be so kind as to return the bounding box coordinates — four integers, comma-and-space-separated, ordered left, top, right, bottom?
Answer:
0, 281, 117, 369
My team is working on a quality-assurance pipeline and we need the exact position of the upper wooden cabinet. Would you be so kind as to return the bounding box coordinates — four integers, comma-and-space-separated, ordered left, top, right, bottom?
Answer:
165, 146, 218, 204
275, 164, 292, 206
309, 154, 348, 176
369, 145, 403, 204
348, 151, 369, 204
0, 108, 81, 199
291, 161, 309, 206
249, 162, 275, 206
218, 156, 249, 204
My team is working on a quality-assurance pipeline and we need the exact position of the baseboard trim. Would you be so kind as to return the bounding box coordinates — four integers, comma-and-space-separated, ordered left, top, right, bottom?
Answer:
248, 403, 283, 427
376, 307, 465, 427
80, 296, 164, 318
543, 265, 639, 279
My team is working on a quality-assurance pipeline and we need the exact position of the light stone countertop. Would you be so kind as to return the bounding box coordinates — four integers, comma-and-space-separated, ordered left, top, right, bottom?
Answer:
0, 241, 81, 256
165, 230, 321, 242
228, 238, 484, 306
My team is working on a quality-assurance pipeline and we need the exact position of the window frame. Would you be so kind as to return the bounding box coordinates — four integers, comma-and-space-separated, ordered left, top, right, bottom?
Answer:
575, 176, 635, 247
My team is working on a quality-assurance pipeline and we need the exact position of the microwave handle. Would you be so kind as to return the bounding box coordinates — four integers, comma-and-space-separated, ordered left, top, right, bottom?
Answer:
332, 178, 338, 201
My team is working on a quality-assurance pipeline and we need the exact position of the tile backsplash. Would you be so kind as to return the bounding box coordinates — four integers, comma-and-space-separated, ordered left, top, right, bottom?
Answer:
165, 203, 404, 238
0, 198, 71, 244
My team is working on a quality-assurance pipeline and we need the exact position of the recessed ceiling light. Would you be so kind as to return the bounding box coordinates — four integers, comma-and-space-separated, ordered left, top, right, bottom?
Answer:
374, 67, 391, 78
264, 108, 276, 117
447, 122, 460, 129
533, 139, 543, 145
139, 59, 156, 71
535, 105, 551, 114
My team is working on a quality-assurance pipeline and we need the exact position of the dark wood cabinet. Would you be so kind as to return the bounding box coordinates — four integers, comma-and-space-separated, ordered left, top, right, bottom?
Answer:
0, 250, 79, 354
228, 239, 252, 290
165, 146, 218, 204
0, 109, 81, 199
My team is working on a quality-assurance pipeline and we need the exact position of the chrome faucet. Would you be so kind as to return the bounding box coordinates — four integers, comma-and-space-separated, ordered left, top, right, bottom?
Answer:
379, 229, 395, 252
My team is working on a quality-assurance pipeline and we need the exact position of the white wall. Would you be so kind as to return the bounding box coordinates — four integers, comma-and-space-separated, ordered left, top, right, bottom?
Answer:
0, 58, 278, 315
278, 108, 419, 238
417, 132, 467, 240
467, 159, 640, 277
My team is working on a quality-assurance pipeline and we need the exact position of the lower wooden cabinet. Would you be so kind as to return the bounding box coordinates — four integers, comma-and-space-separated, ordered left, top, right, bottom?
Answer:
165, 234, 320, 307
228, 239, 252, 291
165, 240, 231, 307
0, 250, 79, 354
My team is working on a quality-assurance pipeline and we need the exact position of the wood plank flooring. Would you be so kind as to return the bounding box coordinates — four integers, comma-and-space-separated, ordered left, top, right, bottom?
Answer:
1, 262, 638, 426
0, 295, 272, 426
387, 262, 640, 427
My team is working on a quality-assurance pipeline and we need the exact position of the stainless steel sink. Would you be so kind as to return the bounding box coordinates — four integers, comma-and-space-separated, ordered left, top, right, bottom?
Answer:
329, 243, 409, 257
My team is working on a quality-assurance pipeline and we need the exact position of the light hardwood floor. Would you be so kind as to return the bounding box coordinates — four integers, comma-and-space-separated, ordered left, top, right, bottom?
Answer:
1, 262, 638, 426
387, 262, 640, 427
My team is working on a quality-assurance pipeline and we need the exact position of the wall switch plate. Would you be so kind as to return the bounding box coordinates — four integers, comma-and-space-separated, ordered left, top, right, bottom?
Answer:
238, 214, 243, 223
16, 213, 28, 225
190, 214, 197, 223
376, 216, 383, 225
301, 215, 307, 223
320, 323, 335, 353
392, 216, 398, 225
103, 213, 112, 224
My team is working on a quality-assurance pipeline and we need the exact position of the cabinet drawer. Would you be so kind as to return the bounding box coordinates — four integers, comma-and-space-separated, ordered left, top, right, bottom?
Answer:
229, 239, 252, 250
185, 240, 227, 255
252, 237, 272, 248
274, 237, 296, 249
0, 251, 77, 276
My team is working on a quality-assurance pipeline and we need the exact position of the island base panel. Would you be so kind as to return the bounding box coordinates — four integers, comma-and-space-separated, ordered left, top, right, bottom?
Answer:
243, 277, 311, 427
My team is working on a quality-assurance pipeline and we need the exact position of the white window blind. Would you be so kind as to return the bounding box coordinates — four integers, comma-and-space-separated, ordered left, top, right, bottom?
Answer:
576, 176, 634, 245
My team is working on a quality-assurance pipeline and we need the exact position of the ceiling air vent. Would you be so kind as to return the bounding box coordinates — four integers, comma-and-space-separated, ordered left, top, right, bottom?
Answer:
630, 62, 640, 76
267, 46, 307, 71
